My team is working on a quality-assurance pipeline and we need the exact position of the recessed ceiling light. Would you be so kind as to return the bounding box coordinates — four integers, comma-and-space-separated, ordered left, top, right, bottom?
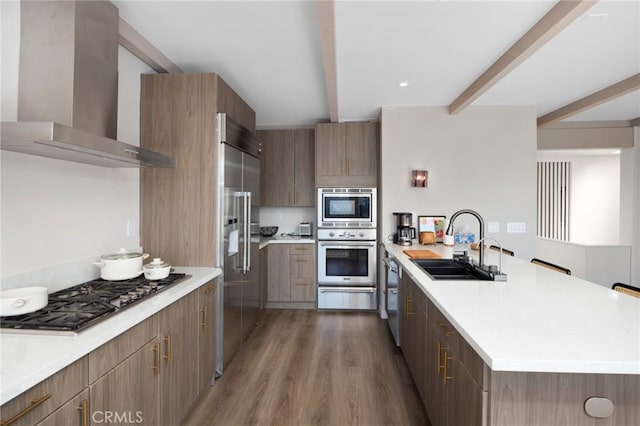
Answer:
587, 13, 609, 18
399, 82, 409, 88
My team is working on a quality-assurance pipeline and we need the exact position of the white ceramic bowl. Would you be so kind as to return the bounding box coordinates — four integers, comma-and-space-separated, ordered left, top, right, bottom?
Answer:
1, 286, 48, 316
143, 258, 171, 280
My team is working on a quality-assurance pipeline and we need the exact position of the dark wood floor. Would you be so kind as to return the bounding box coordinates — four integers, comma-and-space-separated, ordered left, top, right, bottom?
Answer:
185, 309, 429, 426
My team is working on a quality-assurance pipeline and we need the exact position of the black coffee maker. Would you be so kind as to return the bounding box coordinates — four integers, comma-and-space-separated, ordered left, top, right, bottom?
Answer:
393, 212, 416, 246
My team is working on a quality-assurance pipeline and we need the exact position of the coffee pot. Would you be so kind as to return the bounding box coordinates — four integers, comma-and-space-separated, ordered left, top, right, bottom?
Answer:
392, 212, 416, 246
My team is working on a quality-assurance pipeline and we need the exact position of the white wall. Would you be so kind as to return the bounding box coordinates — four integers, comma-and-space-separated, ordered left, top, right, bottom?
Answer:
1, 1, 155, 284
537, 151, 621, 245
260, 207, 315, 235
380, 106, 538, 261
536, 238, 631, 287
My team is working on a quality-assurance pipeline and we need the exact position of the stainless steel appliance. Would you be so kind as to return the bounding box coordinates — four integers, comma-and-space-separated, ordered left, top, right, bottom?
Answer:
317, 187, 377, 310
0, 274, 188, 335
317, 188, 376, 228
214, 113, 261, 375
393, 212, 416, 246
299, 222, 313, 237
383, 255, 400, 346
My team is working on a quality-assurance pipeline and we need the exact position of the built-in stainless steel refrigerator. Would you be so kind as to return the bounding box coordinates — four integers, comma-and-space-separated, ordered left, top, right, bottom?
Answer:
214, 113, 261, 375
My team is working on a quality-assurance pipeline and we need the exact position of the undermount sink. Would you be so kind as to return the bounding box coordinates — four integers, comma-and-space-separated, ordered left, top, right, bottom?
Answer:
412, 258, 493, 281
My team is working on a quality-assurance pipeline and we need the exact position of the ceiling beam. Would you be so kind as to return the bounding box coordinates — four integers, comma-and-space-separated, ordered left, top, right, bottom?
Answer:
316, 0, 339, 122
448, 0, 597, 115
119, 18, 183, 73
537, 74, 640, 127
631, 117, 640, 127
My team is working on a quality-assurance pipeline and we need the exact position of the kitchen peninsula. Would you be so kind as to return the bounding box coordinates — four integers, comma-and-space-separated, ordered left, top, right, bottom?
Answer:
385, 242, 639, 425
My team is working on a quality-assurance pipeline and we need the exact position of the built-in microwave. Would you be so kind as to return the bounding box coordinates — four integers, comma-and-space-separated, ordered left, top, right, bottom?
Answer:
317, 188, 377, 228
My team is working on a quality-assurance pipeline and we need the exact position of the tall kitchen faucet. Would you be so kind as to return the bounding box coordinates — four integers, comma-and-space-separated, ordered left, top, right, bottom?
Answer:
445, 209, 485, 267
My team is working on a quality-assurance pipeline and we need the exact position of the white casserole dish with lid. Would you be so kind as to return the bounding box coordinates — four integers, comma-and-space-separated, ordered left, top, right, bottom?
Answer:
94, 248, 149, 281
143, 258, 172, 280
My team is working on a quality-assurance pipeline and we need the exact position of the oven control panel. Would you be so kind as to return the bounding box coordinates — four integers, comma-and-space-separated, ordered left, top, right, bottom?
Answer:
317, 228, 376, 241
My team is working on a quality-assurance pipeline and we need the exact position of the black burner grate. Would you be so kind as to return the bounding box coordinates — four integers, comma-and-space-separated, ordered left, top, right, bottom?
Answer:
1, 273, 187, 332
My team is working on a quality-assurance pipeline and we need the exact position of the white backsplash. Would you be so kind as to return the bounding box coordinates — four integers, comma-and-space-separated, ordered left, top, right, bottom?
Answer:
260, 207, 315, 235
1, 247, 143, 293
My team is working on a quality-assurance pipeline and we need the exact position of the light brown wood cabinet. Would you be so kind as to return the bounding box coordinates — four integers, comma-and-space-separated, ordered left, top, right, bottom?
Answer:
266, 244, 316, 304
90, 338, 161, 426
36, 389, 90, 426
315, 122, 378, 187
198, 280, 218, 394
140, 73, 255, 267
399, 271, 427, 400
0, 357, 88, 426
258, 129, 315, 207
159, 291, 199, 426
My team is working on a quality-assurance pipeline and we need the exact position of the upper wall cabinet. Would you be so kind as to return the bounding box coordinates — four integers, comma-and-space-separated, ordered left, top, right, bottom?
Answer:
315, 122, 378, 187
258, 129, 315, 207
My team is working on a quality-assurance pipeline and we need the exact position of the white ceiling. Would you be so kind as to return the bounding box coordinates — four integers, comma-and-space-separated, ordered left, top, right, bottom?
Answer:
112, 0, 640, 128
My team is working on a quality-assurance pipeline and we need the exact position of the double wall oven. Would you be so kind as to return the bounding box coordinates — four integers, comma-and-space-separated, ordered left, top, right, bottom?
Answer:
317, 188, 377, 310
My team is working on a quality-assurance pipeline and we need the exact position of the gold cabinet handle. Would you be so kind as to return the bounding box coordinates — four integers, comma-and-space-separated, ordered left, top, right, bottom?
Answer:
405, 297, 414, 317
437, 342, 445, 374
76, 399, 89, 426
347, 159, 351, 175
294, 259, 309, 263
0, 394, 51, 426
294, 282, 308, 286
201, 305, 207, 329
289, 191, 291, 204
443, 351, 454, 384
163, 335, 172, 363
294, 247, 309, 251
152, 343, 161, 374
204, 283, 216, 294
295, 191, 298, 204
341, 159, 344, 175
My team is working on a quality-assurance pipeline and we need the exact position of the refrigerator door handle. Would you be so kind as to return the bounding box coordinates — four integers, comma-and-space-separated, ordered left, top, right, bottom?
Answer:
245, 192, 252, 272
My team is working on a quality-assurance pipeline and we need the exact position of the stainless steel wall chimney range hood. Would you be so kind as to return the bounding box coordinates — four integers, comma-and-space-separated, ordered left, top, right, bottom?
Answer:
0, 0, 176, 168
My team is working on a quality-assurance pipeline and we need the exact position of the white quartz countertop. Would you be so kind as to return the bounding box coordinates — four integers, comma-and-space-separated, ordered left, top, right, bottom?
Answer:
384, 243, 640, 375
0, 267, 221, 405
259, 235, 315, 249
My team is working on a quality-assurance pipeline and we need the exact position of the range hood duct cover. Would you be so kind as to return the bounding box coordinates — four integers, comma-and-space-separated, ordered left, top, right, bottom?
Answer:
1, 0, 176, 168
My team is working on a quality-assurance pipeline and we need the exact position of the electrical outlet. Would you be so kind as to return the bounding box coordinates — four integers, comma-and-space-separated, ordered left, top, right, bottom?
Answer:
488, 222, 500, 233
126, 220, 137, 237
275, 210, 283, 220
507, 222, 526, 233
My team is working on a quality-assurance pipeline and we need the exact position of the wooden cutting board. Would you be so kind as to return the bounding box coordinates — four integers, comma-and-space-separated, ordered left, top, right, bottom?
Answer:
402, 249, 441, 259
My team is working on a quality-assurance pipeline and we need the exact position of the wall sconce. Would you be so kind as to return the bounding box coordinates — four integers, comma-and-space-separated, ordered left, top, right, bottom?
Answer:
411, 170, 428, 187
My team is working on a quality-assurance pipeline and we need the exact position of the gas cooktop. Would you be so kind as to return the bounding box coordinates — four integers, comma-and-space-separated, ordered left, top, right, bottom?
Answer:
0, 273, 188, 335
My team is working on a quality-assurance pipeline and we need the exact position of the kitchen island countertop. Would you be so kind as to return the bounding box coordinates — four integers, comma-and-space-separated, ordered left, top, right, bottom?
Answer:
385, 243, 640, 376
0, 267, 221, 405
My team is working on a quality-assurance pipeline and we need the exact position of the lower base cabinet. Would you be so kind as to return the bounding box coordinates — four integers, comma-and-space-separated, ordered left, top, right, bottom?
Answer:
0, 279, 219, 426
90, 338, 160, 425
266, 244, 316, 305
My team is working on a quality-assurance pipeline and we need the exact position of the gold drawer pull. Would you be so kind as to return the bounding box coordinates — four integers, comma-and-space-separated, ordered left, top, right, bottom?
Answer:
294, 259, 309, 263
163, 335, 172, 363
1, 394, 51, 426
406, 297, 414, 316
341, 159, 344, 175
294, 247, 310, 251
443, 351, 455, 384
152, 343, 161, 374
201, 305, 207, 329
294, 282, 308, 286
347, 159, 351, 174
77, 399, 89, 426
437, 342, 446, 374
204, 284, 216, 294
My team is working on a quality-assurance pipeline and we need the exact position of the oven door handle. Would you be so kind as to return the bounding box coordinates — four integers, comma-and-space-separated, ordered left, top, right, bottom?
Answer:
318, 287, 376, 293
319, 242, 375, 248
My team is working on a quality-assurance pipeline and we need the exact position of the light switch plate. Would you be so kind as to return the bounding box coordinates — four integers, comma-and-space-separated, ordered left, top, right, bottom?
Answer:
275, 210, 283, 219
126, 220, 137, 237
507, 222, 526, 233
488, 222, 500, 233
